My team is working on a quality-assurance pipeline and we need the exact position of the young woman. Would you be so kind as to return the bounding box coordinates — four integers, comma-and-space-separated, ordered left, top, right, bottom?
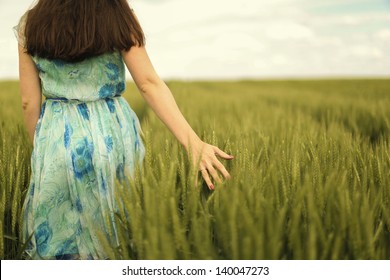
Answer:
14, 0, 234, 259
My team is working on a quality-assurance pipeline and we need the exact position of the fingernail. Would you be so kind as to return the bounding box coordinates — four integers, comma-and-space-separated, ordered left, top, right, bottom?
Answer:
210, 184, 214, 190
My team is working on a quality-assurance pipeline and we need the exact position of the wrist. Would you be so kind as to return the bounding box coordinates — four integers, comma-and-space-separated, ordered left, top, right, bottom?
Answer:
182, 134, 202, 152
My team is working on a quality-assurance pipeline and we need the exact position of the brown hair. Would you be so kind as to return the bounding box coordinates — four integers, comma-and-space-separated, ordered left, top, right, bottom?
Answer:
25, 0, 145, 62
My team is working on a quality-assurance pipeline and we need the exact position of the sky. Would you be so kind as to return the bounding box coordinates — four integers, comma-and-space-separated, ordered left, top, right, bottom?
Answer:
0, 0, 389, 80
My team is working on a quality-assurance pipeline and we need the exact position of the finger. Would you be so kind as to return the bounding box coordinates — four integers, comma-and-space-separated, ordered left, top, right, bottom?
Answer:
214, 146, 234, 160
205, 163, 222, 184
194, 164, 205, 187
200, 169, 214, 190
213, 160, 231, 180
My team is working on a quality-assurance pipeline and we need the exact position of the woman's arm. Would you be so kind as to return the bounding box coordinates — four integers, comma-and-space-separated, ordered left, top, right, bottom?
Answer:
121, 45, 234, 189
17, 44, 42, 144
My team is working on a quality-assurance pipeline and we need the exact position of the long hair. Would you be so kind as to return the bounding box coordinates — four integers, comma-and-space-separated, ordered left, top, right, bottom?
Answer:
25, 0, 145, 62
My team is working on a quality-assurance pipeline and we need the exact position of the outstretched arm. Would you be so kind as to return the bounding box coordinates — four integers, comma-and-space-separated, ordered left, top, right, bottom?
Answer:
121, 45, 234, 190
17, 44, 42, 144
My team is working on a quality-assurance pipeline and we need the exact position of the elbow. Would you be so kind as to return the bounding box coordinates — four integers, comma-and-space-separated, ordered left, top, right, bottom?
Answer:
21, 99, 30, 111
139, 76, 163, 96
21, 98, 39, 111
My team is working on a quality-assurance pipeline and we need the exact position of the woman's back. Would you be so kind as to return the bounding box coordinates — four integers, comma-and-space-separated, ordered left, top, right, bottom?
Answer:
33, 52, 126, 102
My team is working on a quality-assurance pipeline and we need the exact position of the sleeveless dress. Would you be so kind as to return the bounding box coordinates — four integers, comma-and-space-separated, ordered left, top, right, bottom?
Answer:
14, 15, 146, 260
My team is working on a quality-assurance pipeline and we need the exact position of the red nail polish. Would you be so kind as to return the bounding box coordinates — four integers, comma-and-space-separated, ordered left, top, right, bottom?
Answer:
210, 184, 214, 189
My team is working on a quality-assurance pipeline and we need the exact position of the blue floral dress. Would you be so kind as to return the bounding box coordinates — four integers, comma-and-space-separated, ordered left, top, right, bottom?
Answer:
14, 14, 145, 259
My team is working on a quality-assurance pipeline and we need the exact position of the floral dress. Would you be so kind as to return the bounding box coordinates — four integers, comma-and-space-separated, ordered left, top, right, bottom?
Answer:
14, 14, 145, 259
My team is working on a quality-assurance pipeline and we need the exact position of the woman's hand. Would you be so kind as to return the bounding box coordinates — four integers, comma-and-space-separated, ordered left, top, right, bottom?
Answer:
186, 140, 234, 190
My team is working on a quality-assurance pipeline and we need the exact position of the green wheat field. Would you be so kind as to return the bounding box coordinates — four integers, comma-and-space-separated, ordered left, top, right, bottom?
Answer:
1, 79, 389, 260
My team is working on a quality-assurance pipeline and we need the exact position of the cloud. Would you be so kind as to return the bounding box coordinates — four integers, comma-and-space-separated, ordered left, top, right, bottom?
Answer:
375, 29, 390, 40
132, 0, 390, 79
265, 21, 314, 40
1, 0, 389, 79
